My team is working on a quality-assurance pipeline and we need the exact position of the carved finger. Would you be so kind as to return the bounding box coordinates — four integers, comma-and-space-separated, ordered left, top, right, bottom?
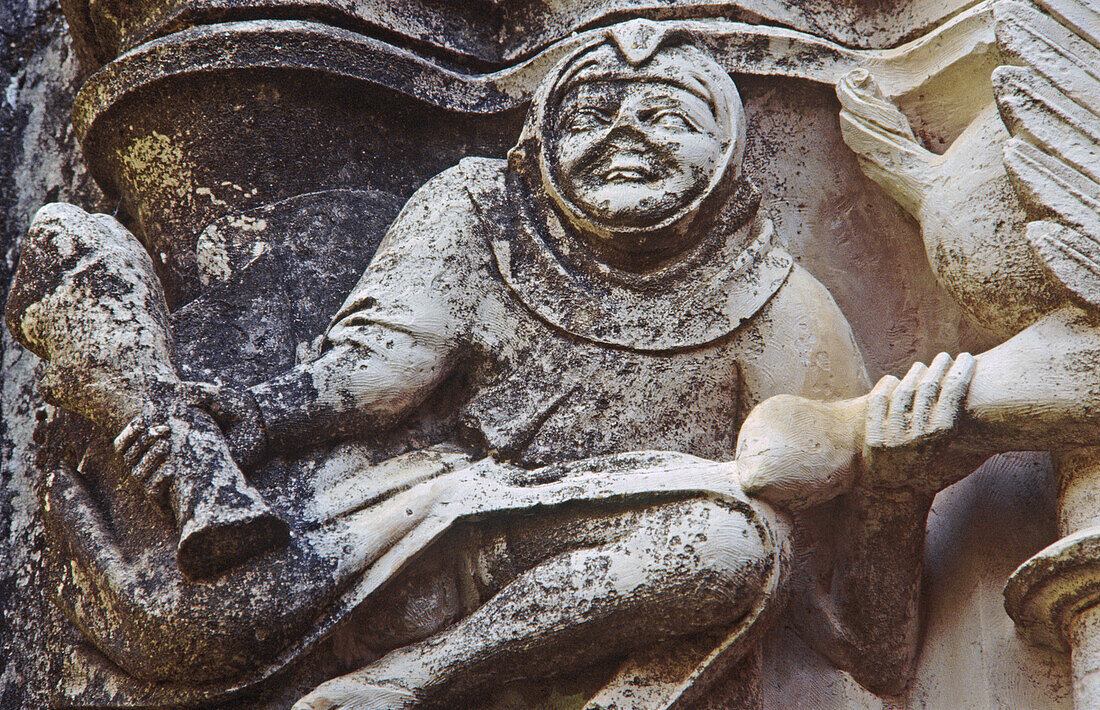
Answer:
865, 374, 900, 447
121, 425, 170, 467
121, 430, 149, 467
886, 362, 926, 442
930, 352, 976, 431
911, 352, 953, 434
113, 418, 147, 453
132, 439, 171, 486
119, 422, 168, 462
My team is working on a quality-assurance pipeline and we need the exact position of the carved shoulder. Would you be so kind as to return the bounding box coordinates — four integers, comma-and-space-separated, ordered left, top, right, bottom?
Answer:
737, 264, 870, 407
373, 159, 503, 258
327, 160, 505, 337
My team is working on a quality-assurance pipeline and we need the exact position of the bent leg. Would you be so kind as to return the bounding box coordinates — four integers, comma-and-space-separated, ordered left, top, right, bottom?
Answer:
6, 202, 176, 428
295, 497, 778, 709
41, 450, 457, 689
42, 456, 336, 684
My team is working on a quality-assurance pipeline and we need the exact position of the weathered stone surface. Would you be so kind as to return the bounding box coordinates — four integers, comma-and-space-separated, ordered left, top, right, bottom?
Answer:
4, 0, 1097, 708
57, 0, 994, 69
1, 1, 102, 707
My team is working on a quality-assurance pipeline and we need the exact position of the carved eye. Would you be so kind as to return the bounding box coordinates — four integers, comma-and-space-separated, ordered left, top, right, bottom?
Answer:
649, 110, 694, 131
566, 108, 611, 131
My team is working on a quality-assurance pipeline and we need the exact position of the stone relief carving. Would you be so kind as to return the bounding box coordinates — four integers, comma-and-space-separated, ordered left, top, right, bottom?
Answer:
4, 0, 1100, 708
816, 0, 1100, 704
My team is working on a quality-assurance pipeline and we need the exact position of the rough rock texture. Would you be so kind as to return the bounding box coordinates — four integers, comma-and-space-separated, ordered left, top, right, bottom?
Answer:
0, 2, 1083, 709
1, 1, 101, 706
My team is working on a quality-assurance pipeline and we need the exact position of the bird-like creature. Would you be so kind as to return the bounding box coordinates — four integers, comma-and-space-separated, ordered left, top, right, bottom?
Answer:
740, 4, 1100, 696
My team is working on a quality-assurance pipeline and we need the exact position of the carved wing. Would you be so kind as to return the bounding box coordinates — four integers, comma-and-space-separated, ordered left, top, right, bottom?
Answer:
994, 0, 1100, 308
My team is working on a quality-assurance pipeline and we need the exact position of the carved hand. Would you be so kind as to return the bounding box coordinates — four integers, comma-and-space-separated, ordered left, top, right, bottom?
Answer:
113, 382, 268, 491
860, 352, 975, 496
186, 382, 269, 471
738, 353, 975, 510
735, 393, 866, 511
113, 413, 174, 499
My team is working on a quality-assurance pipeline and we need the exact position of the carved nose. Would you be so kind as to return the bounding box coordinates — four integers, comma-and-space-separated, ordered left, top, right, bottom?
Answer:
606, 110, 647, 140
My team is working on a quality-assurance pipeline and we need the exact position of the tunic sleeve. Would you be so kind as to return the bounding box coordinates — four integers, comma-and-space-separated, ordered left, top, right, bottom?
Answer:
249, 164, 490, 452
735, 264, 870, 411
326, 164, 488, 351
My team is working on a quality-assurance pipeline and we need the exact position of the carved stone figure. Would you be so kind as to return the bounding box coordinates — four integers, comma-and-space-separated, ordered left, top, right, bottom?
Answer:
4, 20, 979, 709
735, 0, 1100, 706
29, 0, 1100, 703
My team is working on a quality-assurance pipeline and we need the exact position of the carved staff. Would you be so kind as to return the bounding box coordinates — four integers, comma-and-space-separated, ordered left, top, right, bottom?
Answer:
5, 202, 288, 579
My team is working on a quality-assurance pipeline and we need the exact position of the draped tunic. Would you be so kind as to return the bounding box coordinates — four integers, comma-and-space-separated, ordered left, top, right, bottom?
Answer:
319, 156, 869, 470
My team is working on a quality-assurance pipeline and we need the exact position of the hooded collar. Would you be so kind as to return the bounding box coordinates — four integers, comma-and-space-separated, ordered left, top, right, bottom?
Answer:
465, 164, 793, 353
473, 22, 792, 351
509, 19, 749, 252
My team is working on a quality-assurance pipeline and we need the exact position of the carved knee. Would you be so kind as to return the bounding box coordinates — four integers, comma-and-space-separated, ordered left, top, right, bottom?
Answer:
639, 497, 784, 630
692, 500, 773, 614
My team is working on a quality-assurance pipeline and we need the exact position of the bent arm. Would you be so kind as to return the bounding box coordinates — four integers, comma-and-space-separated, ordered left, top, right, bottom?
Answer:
243, 164, 483, 457
250, 323, 456, 457
803, 399, 936, 693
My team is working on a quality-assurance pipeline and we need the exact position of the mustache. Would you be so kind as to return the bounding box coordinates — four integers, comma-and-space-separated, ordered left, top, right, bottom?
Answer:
573, 136, 678, 180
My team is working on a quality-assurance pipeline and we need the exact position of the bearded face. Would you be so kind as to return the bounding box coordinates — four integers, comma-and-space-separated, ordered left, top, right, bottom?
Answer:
550, 80, 724, 231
